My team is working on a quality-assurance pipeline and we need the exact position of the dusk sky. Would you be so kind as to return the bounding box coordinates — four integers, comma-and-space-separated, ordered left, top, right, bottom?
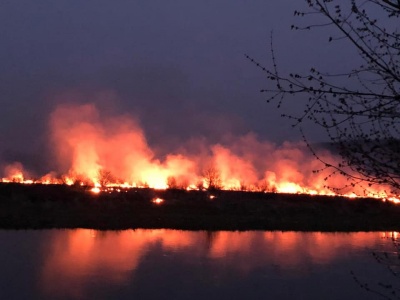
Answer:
0, 0, 357, 170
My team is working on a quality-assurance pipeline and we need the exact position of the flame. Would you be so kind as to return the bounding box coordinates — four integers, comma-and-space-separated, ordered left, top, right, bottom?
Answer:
1, 162, 26, 183
152, 198, 164, 204
277, 182, 304, 194
91, 187, 101, 194
0, 103, 398, 202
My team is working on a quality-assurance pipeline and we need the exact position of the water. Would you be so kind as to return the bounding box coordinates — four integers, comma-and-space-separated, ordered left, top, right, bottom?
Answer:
0, 230, 398, 300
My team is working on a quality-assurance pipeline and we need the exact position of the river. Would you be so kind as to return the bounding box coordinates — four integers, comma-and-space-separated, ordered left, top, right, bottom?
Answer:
0, 230, 398, 299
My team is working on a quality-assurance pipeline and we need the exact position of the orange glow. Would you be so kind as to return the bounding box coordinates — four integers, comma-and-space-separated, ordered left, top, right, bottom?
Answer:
277, 182, 304, 194
91, 187, 101, 194
152, 198, 164, 204
0, 103, 398, 202
39, 229, 391, 298
1, 162, 26, 183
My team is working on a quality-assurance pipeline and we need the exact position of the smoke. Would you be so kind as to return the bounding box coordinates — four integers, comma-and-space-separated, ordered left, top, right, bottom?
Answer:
43, 102, 337, 192
0, 100, 394, 198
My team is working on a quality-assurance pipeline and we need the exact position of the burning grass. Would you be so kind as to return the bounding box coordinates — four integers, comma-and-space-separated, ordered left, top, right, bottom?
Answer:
0, 182, 399, 231
2, 103, 399, 201
1, 100, 400, 236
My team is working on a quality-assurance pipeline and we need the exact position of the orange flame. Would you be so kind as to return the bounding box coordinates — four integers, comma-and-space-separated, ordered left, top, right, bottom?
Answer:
0, 103, 398, 202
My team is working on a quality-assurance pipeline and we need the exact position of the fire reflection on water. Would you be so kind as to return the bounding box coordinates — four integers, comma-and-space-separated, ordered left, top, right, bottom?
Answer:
40, 230, 200, 298
40, 229, 393, 298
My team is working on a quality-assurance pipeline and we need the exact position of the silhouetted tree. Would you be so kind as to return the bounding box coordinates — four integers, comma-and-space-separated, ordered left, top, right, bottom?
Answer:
203, 166, 223, 190
248, 0, 400, 194
196, 180, 205, 191
166, 176, 189, 190
166, 176, 178, 189
98, 169, 115, 187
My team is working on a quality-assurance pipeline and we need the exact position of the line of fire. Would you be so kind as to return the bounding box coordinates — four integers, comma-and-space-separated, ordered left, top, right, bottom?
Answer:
1, 103, 399, 203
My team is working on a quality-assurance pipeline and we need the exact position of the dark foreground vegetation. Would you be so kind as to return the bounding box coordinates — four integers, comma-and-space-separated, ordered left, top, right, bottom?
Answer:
0, 183, 399, 231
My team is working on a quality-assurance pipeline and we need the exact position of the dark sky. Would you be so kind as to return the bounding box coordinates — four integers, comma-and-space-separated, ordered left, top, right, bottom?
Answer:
0, 0, 357, 168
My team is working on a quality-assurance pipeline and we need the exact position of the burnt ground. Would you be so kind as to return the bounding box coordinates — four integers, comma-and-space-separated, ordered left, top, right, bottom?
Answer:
0, 182, 399, 231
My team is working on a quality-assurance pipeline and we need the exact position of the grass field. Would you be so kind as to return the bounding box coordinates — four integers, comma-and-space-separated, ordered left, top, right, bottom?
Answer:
0, 182, 399, 231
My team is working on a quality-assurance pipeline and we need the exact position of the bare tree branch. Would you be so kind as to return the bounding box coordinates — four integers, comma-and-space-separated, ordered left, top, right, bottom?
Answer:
248, 0, 400, 195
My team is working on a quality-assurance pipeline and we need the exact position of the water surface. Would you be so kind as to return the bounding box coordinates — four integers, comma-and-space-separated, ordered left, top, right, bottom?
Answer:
0, 230, 398, 299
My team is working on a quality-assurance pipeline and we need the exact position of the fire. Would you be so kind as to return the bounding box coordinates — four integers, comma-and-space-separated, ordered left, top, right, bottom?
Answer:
1, 162, 26, 183
277, 182, 304, 194
152, 198, 164, 205
0, 103, 399, 202
91, 187, 101, 194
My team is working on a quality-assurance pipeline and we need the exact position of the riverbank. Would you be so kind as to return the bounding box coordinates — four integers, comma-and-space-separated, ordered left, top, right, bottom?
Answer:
0, 183, 399, 231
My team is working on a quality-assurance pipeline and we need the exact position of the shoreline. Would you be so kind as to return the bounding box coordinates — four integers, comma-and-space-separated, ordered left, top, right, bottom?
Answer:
0, 183, 399, 232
